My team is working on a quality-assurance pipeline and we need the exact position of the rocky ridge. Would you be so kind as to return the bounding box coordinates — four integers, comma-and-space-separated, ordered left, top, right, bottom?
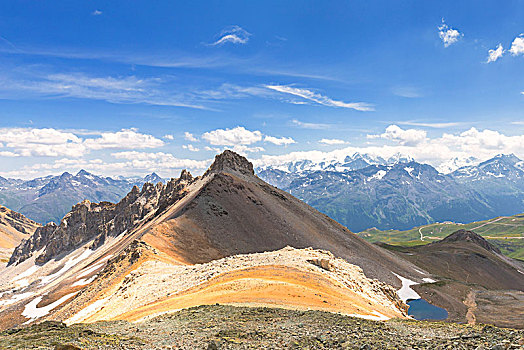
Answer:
8, 171, 196, 266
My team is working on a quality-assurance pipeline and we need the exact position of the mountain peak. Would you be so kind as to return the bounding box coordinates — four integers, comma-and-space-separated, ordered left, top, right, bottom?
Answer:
206, 150, 254, 176
76, 169, 91, 177
440, 229, 501, 254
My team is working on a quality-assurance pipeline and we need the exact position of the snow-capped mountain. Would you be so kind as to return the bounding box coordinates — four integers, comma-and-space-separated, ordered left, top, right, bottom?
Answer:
257, 154, 524, 231
0, 170, 167, 224
256, 152, 414, 174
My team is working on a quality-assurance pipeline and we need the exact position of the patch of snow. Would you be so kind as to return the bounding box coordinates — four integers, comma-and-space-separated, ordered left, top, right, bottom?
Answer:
404, 167, 414, 176
72, 275, 97, 287
347, 311, 390, 321
11, 265, 39, 282
39, 249, 93, 286
65, 297, 109, 325
392, 272, 420, 303
0, 292, 35, 307
22, 292, 78, 323
369, 170, 386, 181
412, 267, 426, 275
422, 278, 437, 283
77, 262, 104, 279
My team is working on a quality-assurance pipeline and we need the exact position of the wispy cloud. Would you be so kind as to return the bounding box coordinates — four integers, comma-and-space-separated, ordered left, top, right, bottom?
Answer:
391, 86, 423, 98
291, 119, 331, 129
438, 20, 463, 47
92, 10, 102, 16
0, 71, 208, 109
397, 121, 463, 128
210, 26, 251, 46
487, 43, 504, 63
265, 85, 374, 111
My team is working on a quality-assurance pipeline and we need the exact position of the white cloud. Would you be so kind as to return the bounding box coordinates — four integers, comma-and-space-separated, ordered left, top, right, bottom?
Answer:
231, 145, 265, 154
0, 128, 85, 157
438, 20, 463, 47
319, 138, 346, 145
163, 134, 174, 140
0, 72, 207, 110
487, 43, 504, 63
0, 127, 163, 157
184, 132, 198, 142
202, 126, 262, 146
265, 85, 374, 111
397, 121, 463, 128
291, 119, 331, 129
92, 10, 102, 16
210, 26, 251, 46
509, 34, 524, 56
254, 127, 524, 174
368, 125, 427, 146
183, 144, 200, 152
264, 136, 296, 146
2, 152, 211, 179
83, 129, 164, 150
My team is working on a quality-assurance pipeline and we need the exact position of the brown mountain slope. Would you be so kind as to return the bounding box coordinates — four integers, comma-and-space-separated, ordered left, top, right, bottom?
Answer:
379, 229, 524, 328
0, 205, 40, 264
0, 205, 39, 249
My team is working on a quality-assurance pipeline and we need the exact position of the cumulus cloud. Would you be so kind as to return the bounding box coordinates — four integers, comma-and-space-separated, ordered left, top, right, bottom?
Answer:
265, 85, 374, 111
210, 26, 251, 46
487, 43, 504, 63
182, 144, 200, 152
184, 132, 198, 142
84, 129, 164, 150
319, 138, 346, 145
509, 34, 524, 56
438, 20, 463, 47
0, 127, 164, 157
202, 126, 262, 146
368, 125, 427, 146
163, 134, 174, 140
264, 136, 296, 146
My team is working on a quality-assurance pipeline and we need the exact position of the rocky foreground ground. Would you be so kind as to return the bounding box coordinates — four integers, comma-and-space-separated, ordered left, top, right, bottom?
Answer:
1, 305, 523, 349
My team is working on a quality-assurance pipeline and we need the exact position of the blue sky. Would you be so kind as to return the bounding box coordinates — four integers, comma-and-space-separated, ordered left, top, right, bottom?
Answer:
0, 1, 523, 178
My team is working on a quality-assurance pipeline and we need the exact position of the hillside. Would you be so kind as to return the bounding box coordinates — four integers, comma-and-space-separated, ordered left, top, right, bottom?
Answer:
378, 230, 524, 328
358, 213, 524, 260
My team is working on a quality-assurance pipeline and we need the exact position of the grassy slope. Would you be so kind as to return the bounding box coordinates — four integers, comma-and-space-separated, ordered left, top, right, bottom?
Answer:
357, 213, 524, 261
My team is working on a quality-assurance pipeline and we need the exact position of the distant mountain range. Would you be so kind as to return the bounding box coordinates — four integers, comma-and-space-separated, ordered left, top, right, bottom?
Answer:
257, 153, 524, 231
0, 170, 165, 224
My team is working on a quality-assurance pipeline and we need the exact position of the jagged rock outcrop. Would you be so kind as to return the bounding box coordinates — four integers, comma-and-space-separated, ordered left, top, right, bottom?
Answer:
440, 229, 501, 254
8, 170, 196, 266
204, 150, 254, 176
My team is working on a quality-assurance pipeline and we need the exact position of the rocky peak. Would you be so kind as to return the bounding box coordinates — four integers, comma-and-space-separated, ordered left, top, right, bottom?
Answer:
205, 150, 254, 177
441, 229, 501, 254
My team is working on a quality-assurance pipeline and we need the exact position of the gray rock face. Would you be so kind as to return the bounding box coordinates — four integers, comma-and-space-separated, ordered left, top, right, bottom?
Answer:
8, 171, 196, 266
205, 150, 254, 176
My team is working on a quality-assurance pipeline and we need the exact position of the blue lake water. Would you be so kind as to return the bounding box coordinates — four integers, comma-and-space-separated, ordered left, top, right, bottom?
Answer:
407, 299, 448, 320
